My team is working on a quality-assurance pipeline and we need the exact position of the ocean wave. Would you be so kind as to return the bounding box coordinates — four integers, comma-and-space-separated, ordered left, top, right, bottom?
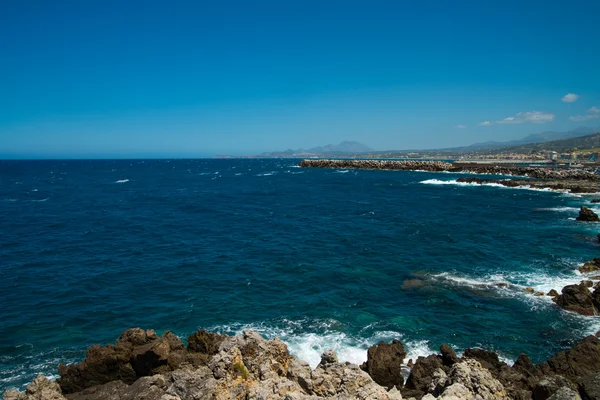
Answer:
419, 179, 584, 195
115, 179, 129, 184
208, 319, 433, 370
334, 170, 350, 174
257, 172, 277, 176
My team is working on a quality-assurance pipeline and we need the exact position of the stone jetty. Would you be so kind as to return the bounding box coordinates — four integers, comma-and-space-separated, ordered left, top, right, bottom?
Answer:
298, 159, 453, 172
4, 328, 600, 400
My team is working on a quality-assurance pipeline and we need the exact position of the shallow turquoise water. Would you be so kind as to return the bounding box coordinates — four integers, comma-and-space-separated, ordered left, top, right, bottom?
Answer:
1, 159, 599, 391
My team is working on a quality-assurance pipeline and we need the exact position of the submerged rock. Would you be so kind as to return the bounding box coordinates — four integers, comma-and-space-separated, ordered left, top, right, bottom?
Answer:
577, 206, 600, 222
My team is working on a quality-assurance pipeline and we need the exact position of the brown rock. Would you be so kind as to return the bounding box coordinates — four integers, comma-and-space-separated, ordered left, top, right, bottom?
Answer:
403, 354, 443, 398
547, 289, 559, 297
525, 287, 535, 294
440, 344, 459, 367
361, 339, 406, 389
581, 280, 594, 288
580, 258, 600, 273
577, 206, 600, 222
537, 335, 600, 380
555, 282, 598, 316
534, 292, 544, 296
187, 329, 227, 354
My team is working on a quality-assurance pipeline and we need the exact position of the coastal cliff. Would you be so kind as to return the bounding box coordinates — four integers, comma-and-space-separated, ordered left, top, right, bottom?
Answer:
4, 328, 600, 400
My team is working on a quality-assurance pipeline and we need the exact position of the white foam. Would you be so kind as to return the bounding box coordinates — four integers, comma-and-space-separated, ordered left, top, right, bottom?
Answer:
334, 170, 350, 174
257, 172, 276, 176
420, 179, 580, 195
208, 320, 431, 370
115, 179, 129, 183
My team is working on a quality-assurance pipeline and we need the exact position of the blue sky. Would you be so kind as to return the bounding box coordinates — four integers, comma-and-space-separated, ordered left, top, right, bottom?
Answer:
1, 0, 599, 157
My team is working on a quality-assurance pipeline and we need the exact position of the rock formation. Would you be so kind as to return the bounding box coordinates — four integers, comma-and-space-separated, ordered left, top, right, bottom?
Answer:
579, 258, 600, 273
554, 282, 599, 316
577, 206, 600, 222
4, 330, 600, 400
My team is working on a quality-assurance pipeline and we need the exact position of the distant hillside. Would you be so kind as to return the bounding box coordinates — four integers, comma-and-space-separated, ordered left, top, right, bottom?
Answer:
259, 141, 374, 157
454, 127, 599, 152
490, 132, 600, 154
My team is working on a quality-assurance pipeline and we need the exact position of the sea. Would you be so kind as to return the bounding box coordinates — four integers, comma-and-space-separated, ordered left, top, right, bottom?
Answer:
1, 158, 600, 392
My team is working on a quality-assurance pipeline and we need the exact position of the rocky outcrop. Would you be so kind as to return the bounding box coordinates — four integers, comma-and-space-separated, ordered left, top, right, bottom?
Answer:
5, 330, 600, 400
579, 258, 600, 273
3, 375, 64, 400
577, 206, 600, 222
361, 339, 406, 389
554, 282, 598, 316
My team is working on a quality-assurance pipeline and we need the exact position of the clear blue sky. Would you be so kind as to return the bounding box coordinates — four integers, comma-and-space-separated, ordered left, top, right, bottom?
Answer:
1, 0, 599, 157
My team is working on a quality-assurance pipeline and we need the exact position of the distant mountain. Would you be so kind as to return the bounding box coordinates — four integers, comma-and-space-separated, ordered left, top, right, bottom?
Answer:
463, 126, 599, 151
259, 141, 374, 157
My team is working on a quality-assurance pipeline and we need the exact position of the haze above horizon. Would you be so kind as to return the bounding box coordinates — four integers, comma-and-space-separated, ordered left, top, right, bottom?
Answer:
2, 0, 600, 158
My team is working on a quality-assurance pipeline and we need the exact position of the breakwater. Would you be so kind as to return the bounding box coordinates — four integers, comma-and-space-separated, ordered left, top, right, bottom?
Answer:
298, 159, 453, 171
299, 159, 600, 181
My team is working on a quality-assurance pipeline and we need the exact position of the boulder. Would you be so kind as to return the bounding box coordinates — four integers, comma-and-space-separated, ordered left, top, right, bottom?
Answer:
547, 289, 559, 297
577, 206, 600, 222
361, 339, 406, 389
547, 387, 582, 400
56, 328, 186, 394
436, 359, 508, 399
538, 335, 600, 381
440, 344, 459, 367
555, 282, 598, 316
403, 354, 443, 399
526, 287, 535, 294
463, 348, 505, 371
590, 199, 600, 203
3, 375, 64, 400
532, 375, 576, 400
580, 258, 600, 273
579, 372, 600, 400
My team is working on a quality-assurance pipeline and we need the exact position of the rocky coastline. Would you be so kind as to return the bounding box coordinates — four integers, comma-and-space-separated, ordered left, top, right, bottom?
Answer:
4, 327, 600, 400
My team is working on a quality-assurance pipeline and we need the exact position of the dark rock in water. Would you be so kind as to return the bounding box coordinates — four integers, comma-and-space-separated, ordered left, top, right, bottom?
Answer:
538, 335, 600, 380
526, 287, 535, 294
401, 279, 425, 290
580, 258, 600, 273
495, 282, 509, 288
440, 344, 459, 367
463, 348, 504, 371
593, 286, 600, 311
591, 199, 600, 203
57, 328, 187, 394
547, 289, 559, 297
532, 375, 577, 400
402, 354, 443, 398
361, 339, 406, 389
582, 280, 594, 288
577, 206, 600, 222
555, 282, 598, 316
534, 291, 545, 296
579, 372, 600, 400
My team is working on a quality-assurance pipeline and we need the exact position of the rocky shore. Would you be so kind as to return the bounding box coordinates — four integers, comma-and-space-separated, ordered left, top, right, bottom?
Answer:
4, 327, 600, 400
454, 177, 600, 193
298, 159, 453, 172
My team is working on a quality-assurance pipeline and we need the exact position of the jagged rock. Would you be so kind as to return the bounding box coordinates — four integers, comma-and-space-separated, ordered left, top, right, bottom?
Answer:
440, 344, 459, 367
547, 387, 582, 400
532, 375, 576, 400
534, 292, 545, 296
538, 335, 600, 380
582, 280, 594, 288
580, 259, 600, 273
577, 206, 600, 222
579, 372, 600, 400
547, 289, 559, 297
428, 359, 508, 399
402, 354, 443, 399
361, 339, 406, 389
318, 350, 338, 367
3, 375, 64, 400
186, 329, 226, 354
526, 287, 535, 294
463, 348, 504, 372
555, 282, 598, 316
56, 329, 187, 394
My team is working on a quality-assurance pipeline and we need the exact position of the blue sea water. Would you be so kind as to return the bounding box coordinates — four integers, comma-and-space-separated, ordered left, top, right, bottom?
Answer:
1, 159, 600, 392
